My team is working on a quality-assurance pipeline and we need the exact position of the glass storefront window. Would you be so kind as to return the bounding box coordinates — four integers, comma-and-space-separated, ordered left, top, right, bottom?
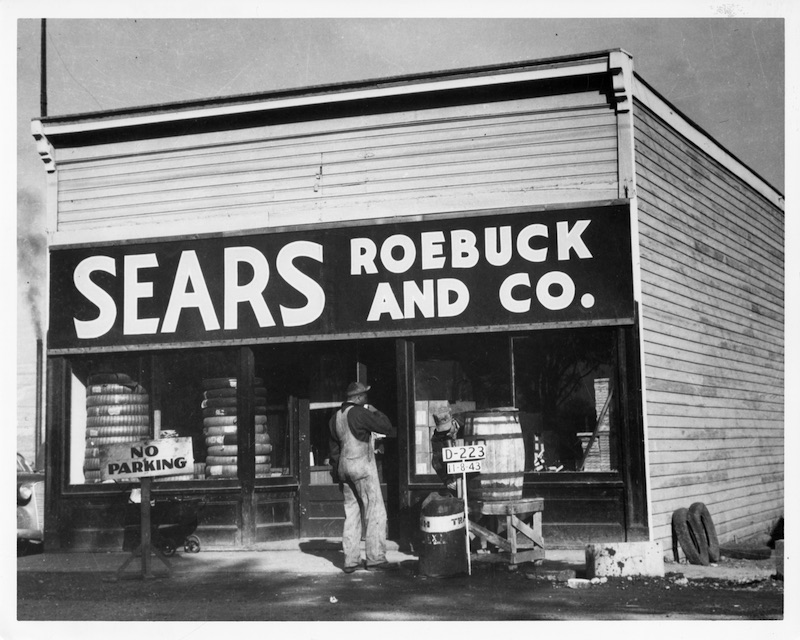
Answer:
69, 354, 152, 486
412, 333, 511, 479
410, 329, 619, 482
512, 328, 618, 473
67, 349, 294, 485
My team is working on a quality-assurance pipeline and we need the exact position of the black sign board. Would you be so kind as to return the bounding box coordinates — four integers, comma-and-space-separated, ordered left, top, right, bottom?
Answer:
48, 205, 634, 351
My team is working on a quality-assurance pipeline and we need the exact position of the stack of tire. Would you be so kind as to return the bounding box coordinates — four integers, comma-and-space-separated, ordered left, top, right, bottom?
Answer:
671, 502, 720, 566
201, 377, 272, 479
84, 373, 150, 484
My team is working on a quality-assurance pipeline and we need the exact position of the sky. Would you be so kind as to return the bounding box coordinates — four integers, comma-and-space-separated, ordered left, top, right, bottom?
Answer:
3, 4, 798, 638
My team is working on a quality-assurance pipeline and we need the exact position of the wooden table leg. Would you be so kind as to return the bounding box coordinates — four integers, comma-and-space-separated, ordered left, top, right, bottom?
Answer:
507, 515, 517, 556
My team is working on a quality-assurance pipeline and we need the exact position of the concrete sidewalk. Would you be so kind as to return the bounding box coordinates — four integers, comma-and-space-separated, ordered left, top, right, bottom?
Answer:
17, 539, 778, 582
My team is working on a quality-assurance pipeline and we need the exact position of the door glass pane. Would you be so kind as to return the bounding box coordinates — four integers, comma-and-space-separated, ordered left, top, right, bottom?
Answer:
254, 339, 396, 484
513, 328, 618, 473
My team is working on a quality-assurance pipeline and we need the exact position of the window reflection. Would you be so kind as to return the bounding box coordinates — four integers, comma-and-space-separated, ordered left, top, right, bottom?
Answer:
513, 329, 618, 472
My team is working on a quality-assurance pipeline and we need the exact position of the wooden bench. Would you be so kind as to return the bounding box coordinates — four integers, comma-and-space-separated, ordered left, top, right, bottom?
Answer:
468, 497, 545, 566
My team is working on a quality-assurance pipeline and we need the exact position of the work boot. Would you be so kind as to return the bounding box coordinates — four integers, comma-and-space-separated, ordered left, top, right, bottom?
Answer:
343, 561, 365, 574
366, 561, 399, 572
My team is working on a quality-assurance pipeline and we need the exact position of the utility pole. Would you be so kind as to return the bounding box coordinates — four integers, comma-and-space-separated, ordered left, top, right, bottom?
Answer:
40, 18, 47, 117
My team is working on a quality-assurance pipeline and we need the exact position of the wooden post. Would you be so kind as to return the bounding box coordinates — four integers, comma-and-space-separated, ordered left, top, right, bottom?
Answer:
461, 471, 471, 576
140, 477, 152, 579
239, 347, 256, 548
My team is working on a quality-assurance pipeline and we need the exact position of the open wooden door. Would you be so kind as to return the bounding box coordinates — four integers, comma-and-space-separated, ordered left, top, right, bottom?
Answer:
297, 353, 395, 539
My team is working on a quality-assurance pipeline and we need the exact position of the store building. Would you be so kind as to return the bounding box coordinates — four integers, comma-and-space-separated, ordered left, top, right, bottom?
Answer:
32, 49, 784, 553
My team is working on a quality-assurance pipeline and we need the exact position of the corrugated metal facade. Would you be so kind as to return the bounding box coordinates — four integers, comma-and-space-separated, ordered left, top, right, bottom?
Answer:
53, 90, 618, 241
633, 102, 784, 546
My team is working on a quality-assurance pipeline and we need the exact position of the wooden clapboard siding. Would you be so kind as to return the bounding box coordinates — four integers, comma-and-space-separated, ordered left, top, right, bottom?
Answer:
53, 90, 618, 242
633, 102, 784, 549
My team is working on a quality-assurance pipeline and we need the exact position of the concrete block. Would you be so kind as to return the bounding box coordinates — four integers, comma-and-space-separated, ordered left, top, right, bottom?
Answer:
585, 541, 665, 578
774, 539, 783, 578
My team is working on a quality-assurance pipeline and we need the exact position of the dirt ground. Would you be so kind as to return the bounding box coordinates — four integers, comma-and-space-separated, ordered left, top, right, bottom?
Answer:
16, 552, 783, 622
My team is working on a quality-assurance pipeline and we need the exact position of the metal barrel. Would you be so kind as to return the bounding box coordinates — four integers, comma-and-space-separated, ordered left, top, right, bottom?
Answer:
418, 492, 468, 577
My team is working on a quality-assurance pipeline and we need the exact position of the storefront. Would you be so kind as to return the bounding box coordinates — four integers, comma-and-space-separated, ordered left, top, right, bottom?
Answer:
34, 50, 782, 552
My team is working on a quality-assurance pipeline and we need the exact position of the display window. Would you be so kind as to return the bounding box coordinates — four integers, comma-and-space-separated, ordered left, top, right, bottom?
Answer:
66, 348, 294, 486
411, 333, 512, 479
512, 329, 618, 473
410, 328, 620, 483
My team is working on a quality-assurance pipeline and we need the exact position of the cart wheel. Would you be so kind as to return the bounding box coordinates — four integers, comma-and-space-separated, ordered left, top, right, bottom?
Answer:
184, 535, 201, 553
160, 540, 177, 557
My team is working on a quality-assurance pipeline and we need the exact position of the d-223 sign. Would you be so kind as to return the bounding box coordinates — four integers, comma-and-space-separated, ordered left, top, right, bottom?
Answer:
443, 442, 486, 475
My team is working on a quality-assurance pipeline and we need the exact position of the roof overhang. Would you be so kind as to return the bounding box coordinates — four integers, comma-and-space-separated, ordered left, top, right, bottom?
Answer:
31, 48, 783, 210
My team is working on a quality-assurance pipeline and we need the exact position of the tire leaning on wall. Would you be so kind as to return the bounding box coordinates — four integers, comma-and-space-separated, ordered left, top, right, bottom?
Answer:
672, 507, 710, 565
689, 502, 720, 563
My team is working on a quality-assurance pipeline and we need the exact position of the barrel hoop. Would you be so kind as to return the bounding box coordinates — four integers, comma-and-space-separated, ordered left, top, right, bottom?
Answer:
463, 433, 522, 442
471, 471, 523, 481
420, 513, 466, 533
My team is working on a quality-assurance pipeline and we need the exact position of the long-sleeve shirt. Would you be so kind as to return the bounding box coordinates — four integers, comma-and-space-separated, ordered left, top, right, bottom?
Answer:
328, 402, 395, 481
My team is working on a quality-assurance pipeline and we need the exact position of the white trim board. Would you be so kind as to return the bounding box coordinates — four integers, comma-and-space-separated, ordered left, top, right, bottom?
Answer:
35, 60, 608, 138
632, 75, 783, 211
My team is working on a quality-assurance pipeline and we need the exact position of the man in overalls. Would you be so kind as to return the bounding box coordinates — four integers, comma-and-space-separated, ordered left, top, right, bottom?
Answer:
329, 381, 397, 573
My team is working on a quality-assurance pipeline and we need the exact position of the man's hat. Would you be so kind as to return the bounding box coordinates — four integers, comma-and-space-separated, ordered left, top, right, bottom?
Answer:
346, 381, 371, 398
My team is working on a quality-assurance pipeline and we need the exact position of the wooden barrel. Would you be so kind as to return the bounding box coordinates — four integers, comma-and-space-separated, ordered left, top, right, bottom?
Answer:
462, 408, 525, 501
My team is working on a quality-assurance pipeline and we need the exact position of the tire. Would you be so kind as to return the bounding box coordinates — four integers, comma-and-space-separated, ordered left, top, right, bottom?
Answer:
202, 377, 264, 390
206, 455, 270, 466
672, 507, 709, 565
86, 393, 149, 407
204, 433, 270, 446
87, 383, 148, 395
83, 469, 103, 482
86, 435, 143, 446
202, 406, 238, 418
207, 444, 238, 456
201, 397, 239, 408
203, 425, 237, 436
87, 373, 140, 386
85, 425, 150, 438
203, 415, 268, 427
203, 423, 266, 436
204, 416, 239, 427
87, 404, 149, 417
201, 406, 268, 418
204, 387, 267, 399
207, 444, 272, 456
689, 502, 720, 563
84, 457, 101, 470
86, 415, 150, 427
205, 464, 238, 477
206, 463, 271, 477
